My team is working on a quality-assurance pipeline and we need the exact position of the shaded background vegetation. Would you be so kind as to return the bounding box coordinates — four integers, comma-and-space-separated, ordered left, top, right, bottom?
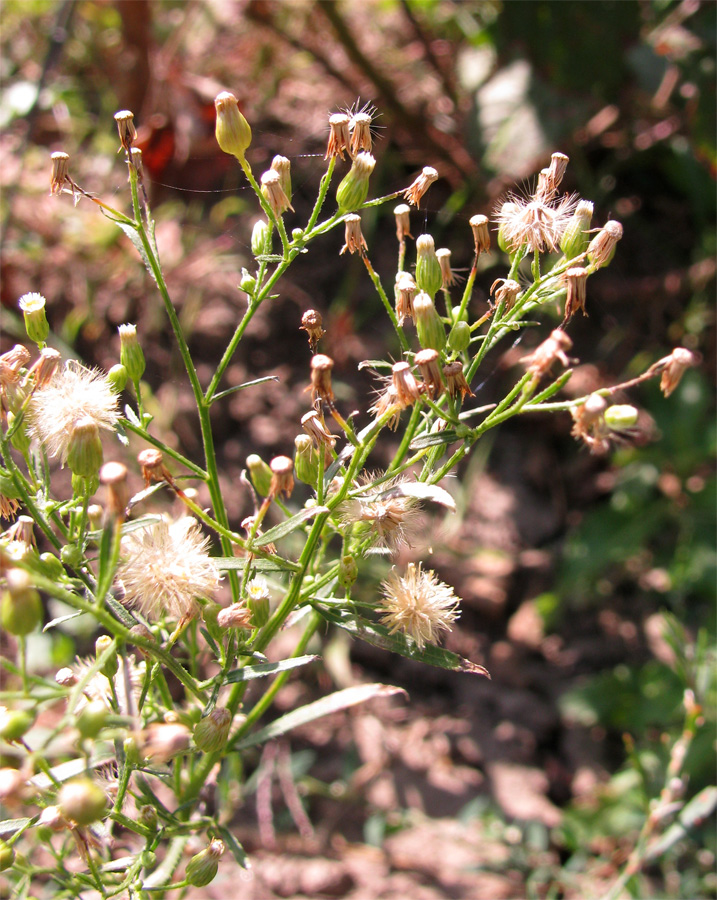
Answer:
1, 1, 715, 898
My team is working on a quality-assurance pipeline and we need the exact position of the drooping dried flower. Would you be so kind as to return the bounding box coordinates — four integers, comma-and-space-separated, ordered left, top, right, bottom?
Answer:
570, 393, 609, 454
270, 155, 292, 206
117, 517, 219, 621
269, 456, 294, 500
50, 151, 70, 196
300, 309, 326, 353
340, 214, 368, 256
301, 410, 337, 454
260, 169, 293, 216
27, 361, 119, 465
562, 267, 589, 321
379, 562, 460, 648
391, 362, 423, 409
490, 278, 521, 313
309, 354, 335, 405
415, 349, 443, 401
442, 360, 474, 400
113, 110, 137, 152
436, 248, 456, 288
26, 348, 61, 389
395, 272, 417, 326
587, 220, 623, 269
658, 347, 696, 397
404, 166, 438, 208
522, 330, 573, 382
325, 113, 351, 160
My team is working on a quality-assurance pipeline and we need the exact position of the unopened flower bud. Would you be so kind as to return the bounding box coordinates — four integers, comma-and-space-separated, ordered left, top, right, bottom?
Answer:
100, 461, 128, 520
114, 110, 137, 152
55, 667, 77, 688
66, 417, 104, 479
604, 404, 639, 429
247, 576, 271, 627
338, 554, 358, 589
107, 364, 128, 393
448, 320, 471, 353
58, 777, 107, 826
60, 542, 84, 569
470, 214, 490, 254
71, 472, 99, 498
119, 324, 145, 382
251, 218, 270, 256
415, 234, 443, 298
340, 214, 367, 255
76, 701, 109, 740
270, 155, 292, 206
325, 113, 351, 160
563, 267, 589, 321
240, 268, 256, 295
294, 433, 319, 486
269, 456, 294, 500
560, 200, 593, 259
350, 111, 373, 155
394, 204, 412, 242
50, 151, 70, 195
185, 839, 225, 887
1, 569, 42, 635
95, 634, 118, 679
443, 360, 474, 400
413, 291, 446, 352
436, 248, 455, 288
246, 454, 272, 497
18, 293, 49, 345
0, 707, 34, 742
193, 707, 232, 752
300, 309, 326, 353
261, 169, 293, 216
404, 166, 438, 208
214, 91, 252, 161
587, 220, 623, 269
0, 839, 15, 871
39, 552, 64, 580
415, 349, 443, 400
336, 151, 375, 212
138, 804, 158, 831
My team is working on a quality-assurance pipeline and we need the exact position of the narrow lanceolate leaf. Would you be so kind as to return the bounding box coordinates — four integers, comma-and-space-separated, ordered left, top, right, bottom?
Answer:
216, 556, 300, 574
386, 480, 456, 512
315, 604, 491, 678
211, 376, 280, 404
232, 683, 407, 751
44, 611, 86, 631
253, 506, 329, 547
218, 826, 249, 869
645, 786, 717, 862
117, 222, 159, 285
409, 430, 460, 450
224, 655, 319, 683
0, 818, 32, 838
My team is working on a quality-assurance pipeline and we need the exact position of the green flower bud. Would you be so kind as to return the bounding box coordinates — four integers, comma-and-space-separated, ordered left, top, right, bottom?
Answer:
246, 454, 272, 497
124, 736, 140, 767
140, 849, 157, 868
95, 635, 118, 679
76, 701, 108, 740
71, 473, 99, 498
246, 577, 270, 627
66, 417, 104, 479
119, 324, 145, 382
415, 234, 443, 299
58, 778, 107, 827
251, 219, 270, 257
560, 200, 593, 260
185, 839, 225, 887
1, 570, 42, 636
413, 291, 446, 352
239, 268, 256, 295
294, 434, 319, 486
107, 364, 128, 393
215, 91, 252, 161
336, 152, 375, 213
193, 707, 232, 752
60, 543, 84, 569
18, 293, 50, 345
270, 155, 292, 206
137, 804, 158, 831
8, 413, 31, 456
38, 553, 64, 582
338, 554, 358, 589
0, 708, 34, 742
0, 839, 15, 871
448, 320, 471, 353
604, 404, 639, 429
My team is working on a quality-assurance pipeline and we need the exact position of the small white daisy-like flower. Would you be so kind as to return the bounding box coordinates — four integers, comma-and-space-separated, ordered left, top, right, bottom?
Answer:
495, 191, 578, 254
246, 576, 270, 603
27, 360, 119, 464
379, 562, 460, 648
18, 292, 46, 314
117, 517, 220, 622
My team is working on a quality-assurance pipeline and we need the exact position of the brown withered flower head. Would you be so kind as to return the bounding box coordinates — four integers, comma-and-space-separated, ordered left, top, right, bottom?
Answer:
340, 214, 368, 256
522, 329, 573, 382
325, 113, 351, 160
349, 111, 373, 156
562, 267, 589, 322
404, 166, 438, 208
301, 410, 337, 454
415, 349, 443, 401
339, 474, 421, 553
469, 214, 490, 255
394, 204, 413, 242
442, 360, 474, 401
395, 272, 417, 326
113, 110, 137, 152
300, 309, 326, 353
570, 393, 609, 455
490, 278, 521, 313
658, 347, 697, 397
535, 152, 569, 202
269, 456, 294, 500
436, 248, 456, 288
260, 169, 293, 216
50, 151, 70, 196
309, 354, 335, 406
391, 362, 423, 409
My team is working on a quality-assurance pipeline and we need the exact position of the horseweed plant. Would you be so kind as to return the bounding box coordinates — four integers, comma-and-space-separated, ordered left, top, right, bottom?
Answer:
0, 95, 697, 897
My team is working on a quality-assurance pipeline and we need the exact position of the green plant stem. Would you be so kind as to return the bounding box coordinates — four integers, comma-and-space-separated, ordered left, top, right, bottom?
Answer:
362, 254, 409, 353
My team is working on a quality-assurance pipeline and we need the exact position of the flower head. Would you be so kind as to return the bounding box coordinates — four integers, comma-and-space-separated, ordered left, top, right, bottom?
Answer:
379, 562, 460, 648
339, 474, 421, 553
117, 517, 220, 621
28, 360, 119, 464
404, 166, 438, 208
495, 191, 578, 254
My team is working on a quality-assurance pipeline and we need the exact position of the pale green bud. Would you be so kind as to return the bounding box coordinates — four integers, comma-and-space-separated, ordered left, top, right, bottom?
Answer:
0, 840, 15, 871
560, 200, 593, 260
1, 570, 42, 636
338, 554, 358, 589
95, 635, 118, 679
193, 707, 232, 753
251, 219, 270, 256
185, 839, 225, 887
413, 291, 446, 352
604, 404, 638, 429
246, 454, 272, 497
18, 293, 49, 345
67, 417, 104, 479
215, 92, 252, 161
58, 777, 107, 826
107, 364, 128, 393
240, 268, 256, 295
415, 234, 443, 298
119, 324, 145, 382
448, 320, 471, 353
336, 152, 375, 213
76, 701, 109, 739
294, 434, 319, 486
0, 707, 35, 742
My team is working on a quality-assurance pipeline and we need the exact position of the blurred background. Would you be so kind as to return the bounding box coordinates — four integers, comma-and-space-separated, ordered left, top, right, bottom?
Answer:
1, 1, 715, 897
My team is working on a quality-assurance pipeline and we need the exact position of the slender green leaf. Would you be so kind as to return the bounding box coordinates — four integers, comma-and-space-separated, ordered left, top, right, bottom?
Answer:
117, 222, 159, 285
315, 604, 490, 677
357, 359, 393, 371
253, 506, 329, 547
216, 555, 300, 574
0, 817, 31, 838
645, 786, 717, 861
224, 655, 319, 684
529, 369, 573, 405
233, 683, 407, 751
43, 610, 85, 631
211, 376, 280, 404
410, 430, 460, 450
105, 594, 138, 628
218, 825, 250, 868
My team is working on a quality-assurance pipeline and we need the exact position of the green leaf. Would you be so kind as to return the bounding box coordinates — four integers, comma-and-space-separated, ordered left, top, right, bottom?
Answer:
232, 683, 407, 751
43, 611, 86, 631
645, 786, 717, 861
387, 480, 456, 512
409, 430, 460, 450
315, 604, 490, 677
0, 817, 31, 838
216, 555, 300, 573
253, 506, 329, 547
217, 825, 249, 869
105, 594, 139, 629
123, 403, 141, 427
211, 376, 280, 404
117, 222, 159, 286
224, 655, 319, 684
